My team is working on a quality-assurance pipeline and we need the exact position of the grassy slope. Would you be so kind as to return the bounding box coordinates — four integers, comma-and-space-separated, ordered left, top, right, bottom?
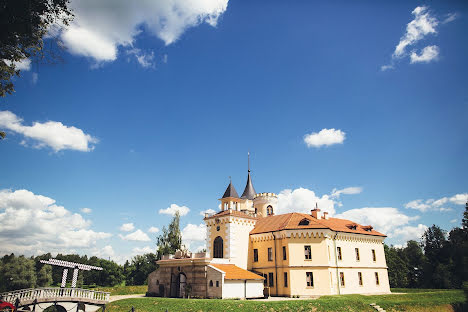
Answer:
94, 285, 148, 295
104, 289, 465, 312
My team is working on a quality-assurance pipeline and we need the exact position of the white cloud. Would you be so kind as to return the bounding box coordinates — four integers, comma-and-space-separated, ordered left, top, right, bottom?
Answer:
200, 209, 216, 216
304, 128, 346, 148
3, 58, 32, 71
81, 208, 92, 214
93, 245, 115, 259
132, 246, 154, 255
32, 72, 39, 84
159, 204, 190, 216
119, 229, 151, 242
392, 224, 428, 242
449, 193, 468, 205
393, 6, 438, 58
0, 189, 111, 256
450, 219, 457, 224
335, 207, 419, 237
182, 223, 206, 251
331, 187, 363, 198
442, 13, 458, 24
410, 45, 439, 63
127, 49, 155, 68
0, 111, 98, 152
277, 188, 336, 216
405, 193, 467, 212
380, 64, 394, 71
120, 223, 135, 232
55, 0, 229, 63
148, 226, 160, 233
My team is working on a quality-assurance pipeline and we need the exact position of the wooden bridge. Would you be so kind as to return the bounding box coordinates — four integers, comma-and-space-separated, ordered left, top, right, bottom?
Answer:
0, 287, 110, 312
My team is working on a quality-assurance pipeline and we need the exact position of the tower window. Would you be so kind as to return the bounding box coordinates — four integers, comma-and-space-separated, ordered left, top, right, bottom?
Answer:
268, 248, 273, 261
213, 236, 223, 258
304, 245, 311, 260
266, 205, 274, 216
299, 218, 310, 226
253, 249, 258, 262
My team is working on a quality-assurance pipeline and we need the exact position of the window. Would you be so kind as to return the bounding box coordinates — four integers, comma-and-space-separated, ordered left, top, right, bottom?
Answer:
255, 208, 258, 214
283, 246, 287, 260
375, 272, 380, 285
268, 247, 273, 261
216, 281, 219, 287
209, 280, 213, 287
339, 272, 345, 287
358, 272, 363, 286
355, 248, 360, 261
253, 249, 258, 262
267, 205, 274, 216
337, 247, 342, 260
268, 273, 274, 287
284, 272, 288, 287
306, 272, 314, 287
304, 245, 312, 260
263, 274, 268, 286
299, 218, 310, 225
372, 249, 376, 262
216, 225, 220, 231
213, 236, 224, 258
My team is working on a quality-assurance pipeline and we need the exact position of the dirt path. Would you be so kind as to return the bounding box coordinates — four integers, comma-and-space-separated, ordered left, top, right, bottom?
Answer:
109, 294, 146, 302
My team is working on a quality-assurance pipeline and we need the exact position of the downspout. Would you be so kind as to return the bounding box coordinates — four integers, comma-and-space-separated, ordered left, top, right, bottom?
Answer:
273, 231, 278, 296
333, 232, 341, 295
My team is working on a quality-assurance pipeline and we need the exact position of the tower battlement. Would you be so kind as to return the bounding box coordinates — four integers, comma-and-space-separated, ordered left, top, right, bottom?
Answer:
254, 192, 277, 199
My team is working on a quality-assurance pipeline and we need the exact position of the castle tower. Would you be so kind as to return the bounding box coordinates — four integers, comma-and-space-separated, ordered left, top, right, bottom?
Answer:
253, 192, 278, 217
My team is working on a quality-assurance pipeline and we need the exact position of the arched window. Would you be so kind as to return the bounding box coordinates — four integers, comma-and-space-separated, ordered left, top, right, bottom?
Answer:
299, 218, 310, 226
209, 280, 213, 287
213, 236, 224, 258
267, 205, 274, 216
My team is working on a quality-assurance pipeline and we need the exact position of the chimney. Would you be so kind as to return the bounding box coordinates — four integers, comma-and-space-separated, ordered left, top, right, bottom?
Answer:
311, 208, 322, 219
323, 212, 329, 220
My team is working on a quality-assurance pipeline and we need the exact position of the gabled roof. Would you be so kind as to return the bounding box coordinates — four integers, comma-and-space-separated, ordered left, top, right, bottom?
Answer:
241, 171, 256, 200
222, 181, 239, 198
250, 212, 386, 237
210, 264, 264, 280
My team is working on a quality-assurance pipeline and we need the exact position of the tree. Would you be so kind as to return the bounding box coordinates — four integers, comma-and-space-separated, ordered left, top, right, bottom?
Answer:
384, 244, 409, 288
402, 240, 425, 288
125, 253, 157, 286
36, 264, 52, 287
0, 254, 37, 291
0, 0, 74, 97
421, 225, 452, 288
156, 211, 182, 260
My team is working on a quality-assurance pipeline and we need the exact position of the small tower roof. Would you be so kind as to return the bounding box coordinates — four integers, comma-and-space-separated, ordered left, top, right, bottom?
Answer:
241, 153, 256, 200
222, 180, 239, 198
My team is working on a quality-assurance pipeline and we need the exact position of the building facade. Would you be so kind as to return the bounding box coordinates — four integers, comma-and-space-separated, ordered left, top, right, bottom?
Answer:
148, 167, 390, 298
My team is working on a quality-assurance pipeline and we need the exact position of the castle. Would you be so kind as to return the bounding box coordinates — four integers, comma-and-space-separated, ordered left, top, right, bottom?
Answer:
148, 164, 391, 299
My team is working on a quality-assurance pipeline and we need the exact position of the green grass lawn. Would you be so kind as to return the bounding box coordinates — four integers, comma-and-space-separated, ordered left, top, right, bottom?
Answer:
102, 288, 466, 312
93, 285, 148, 295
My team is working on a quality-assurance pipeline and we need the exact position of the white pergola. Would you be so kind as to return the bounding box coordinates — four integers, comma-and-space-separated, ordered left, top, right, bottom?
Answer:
40, 258, 103, 288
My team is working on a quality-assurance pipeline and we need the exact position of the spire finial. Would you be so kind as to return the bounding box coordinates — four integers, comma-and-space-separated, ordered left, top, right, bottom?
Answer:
248, 151, 250, 173
229, 176, 232, 183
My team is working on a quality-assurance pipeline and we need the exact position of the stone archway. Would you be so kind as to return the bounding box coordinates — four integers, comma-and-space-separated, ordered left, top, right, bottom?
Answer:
177, 273, 187, 298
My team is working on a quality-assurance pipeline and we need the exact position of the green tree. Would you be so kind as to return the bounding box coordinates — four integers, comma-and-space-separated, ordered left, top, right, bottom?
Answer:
0, 0, 74, 97
384, 244, 409, 288
125, 253, 158, 285
402, 240, 425, 288
421, 225, 452, 288
0, 254, 36, 291
156, 211, 182, 260
36, 264, 52, 287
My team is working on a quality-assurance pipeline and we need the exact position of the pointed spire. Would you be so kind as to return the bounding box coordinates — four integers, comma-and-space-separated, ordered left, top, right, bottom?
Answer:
241, 152, 256, 200
222, 178, 239, 198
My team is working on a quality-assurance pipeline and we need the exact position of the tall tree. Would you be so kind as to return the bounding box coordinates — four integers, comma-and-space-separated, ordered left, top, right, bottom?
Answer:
402, 240, 425, 288
156, 211, 182, 260
421, 225, 452, 288
384, 244, 409, 288
0, 0, 73, 97
0, 254, 37, 291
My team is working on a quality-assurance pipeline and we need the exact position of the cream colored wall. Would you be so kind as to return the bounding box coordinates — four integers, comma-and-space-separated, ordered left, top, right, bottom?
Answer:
289, 268, 332, 296
333, 237, 387, 269
334, 268, 390, 294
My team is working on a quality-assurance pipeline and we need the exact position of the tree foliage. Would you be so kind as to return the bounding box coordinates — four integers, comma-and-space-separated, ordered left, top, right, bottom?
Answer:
125, 253, 158, 286
0, 0, 73, 96
156, 211, 182, 260
0, 254, 37, 291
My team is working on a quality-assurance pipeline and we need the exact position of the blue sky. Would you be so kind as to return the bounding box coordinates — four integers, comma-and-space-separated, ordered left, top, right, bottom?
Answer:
0, 0, 467, 263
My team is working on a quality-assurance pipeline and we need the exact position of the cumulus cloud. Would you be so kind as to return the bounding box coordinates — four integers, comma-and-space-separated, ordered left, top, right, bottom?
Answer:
159, 204, 190, 216
277, 188, 336, 216
55, 0, 229, 63
92, 245, 115, 259
200, 209, 216, 216
81, 208, 92, 214
0, 111, 98, 152
0, 189, 111, 256
148, 226, 160, 233
120, 223, 135, 232
410, 45, 439, 63
304, 128, 346, 148
127, 49, 155, 68
335, 207, 419, 237
405, 193, 467, 212
119, 229, 151, 242
331, 187, 363, 198
182, 223, 206, 251
392, 224, 428, 242
132, 246, 154, 255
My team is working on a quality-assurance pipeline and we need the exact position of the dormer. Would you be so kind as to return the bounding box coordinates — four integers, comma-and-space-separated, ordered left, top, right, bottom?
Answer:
299, 218, 310, 226
346, 223, 358, 230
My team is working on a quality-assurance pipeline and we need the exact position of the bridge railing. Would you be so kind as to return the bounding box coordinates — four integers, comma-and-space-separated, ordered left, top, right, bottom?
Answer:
0, 287, 110, 304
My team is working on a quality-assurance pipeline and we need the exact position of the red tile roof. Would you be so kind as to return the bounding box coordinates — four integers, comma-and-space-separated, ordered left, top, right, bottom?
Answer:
250, 212, 385, 237
210, 264, 264, 280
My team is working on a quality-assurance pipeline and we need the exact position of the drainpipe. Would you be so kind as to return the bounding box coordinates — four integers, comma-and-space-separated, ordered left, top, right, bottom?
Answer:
273, 231, 278, 296
333, 232, 340, 295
